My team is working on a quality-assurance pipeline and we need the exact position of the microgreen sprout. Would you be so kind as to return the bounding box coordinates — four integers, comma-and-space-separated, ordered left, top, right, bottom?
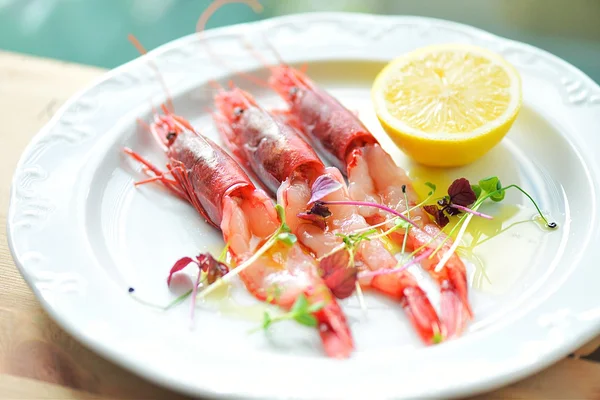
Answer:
425, 176, 557, 273
165, 253, 229, 323
251, 293, 325, 332
423, 177, 493, 227
400, 185, 411, 255
405, 181, 437, 212
130, 249, 231, 313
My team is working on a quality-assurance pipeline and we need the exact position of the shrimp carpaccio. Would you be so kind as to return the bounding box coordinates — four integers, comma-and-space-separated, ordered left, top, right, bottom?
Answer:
124, 107, 354, 358
268, 65, 473, 338
213, 86, 443, 344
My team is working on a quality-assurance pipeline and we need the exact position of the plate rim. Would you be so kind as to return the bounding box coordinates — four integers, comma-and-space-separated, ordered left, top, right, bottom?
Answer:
7, 11, 600, 399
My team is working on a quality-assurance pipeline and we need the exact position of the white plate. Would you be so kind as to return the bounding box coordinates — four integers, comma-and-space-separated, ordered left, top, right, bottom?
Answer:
7, 12, 600, 400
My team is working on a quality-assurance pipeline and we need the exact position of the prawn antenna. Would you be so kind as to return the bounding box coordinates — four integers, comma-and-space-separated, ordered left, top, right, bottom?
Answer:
127, 34, 175, 113
208, 79, 225, 91
259, 31, 286, 66
259, 29, 309, 74
240, 36, 277, 74
196, 0, 269, 88
196, 0, 263, 34
243, 32, 310, 86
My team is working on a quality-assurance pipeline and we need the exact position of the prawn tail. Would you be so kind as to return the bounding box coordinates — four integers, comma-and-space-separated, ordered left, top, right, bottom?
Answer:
401, 286, 445, 345
314, 297, 355, 359
440, 269, 473, 338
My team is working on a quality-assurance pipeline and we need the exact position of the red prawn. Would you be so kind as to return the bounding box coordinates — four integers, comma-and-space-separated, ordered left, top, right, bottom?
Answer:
124, 106, 354, 358
211, 85, 443, 345
266, 62, 473, 338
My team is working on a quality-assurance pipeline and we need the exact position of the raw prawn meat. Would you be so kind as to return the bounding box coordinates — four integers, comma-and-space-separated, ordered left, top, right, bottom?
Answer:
124, 106, 354, 358
212, 85, 443, 344
267, 64, 472, 337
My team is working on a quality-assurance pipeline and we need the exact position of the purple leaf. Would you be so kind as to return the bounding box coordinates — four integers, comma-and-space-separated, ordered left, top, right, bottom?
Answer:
308, 201, 332, 218
320, 250, 350, 278
445, 205, 461, 216
297, 201, 332, 229
297, 212, 327, 230
325, 267, 358, 299
309, 175, 343, 204
196, 253, 229, 284
167, 257, 195, 286
319, 250, 356, 299
423, 205, 450, 228
448, 178, 477, 207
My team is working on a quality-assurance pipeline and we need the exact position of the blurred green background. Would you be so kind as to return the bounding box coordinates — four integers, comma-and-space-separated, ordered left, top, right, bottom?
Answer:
1, 0, 599, 82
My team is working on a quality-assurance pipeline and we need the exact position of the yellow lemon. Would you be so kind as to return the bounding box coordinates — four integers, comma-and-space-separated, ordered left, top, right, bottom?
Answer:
372, 43, 522, 167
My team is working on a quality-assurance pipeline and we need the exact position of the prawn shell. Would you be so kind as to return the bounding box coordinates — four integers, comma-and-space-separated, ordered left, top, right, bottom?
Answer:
169, 131, 254, 226
268, 66, 378, 172
234, 106, 324, 194
292, 88, 378, 172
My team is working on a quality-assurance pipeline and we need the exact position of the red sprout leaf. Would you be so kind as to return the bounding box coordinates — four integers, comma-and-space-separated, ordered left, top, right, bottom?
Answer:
448, 178, 477, 207
167, 253, 229, 287
319, 250, 357, 299
297, 212, 327, 230
320, 249, 350, 277
297, 201, 332, 229
167, 257, 195, 286
326, 267, 358, 299
424, 205, 450, 228
197, 253, 229, 284
309, 175, 343, 204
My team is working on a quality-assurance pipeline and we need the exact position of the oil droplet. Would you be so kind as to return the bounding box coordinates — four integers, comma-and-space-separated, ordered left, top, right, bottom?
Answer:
202, 282, 268, 322
407, 165, 552, 295
457, 204, 546, 294
380, 233, 402, 254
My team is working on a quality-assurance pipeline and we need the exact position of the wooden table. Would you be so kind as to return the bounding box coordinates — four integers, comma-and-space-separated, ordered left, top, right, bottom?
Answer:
1, 49, 599, 399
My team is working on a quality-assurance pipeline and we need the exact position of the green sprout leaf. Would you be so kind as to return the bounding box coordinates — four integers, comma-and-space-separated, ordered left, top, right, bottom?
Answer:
293, 313, 318, 327
478, 176, 498, 193
490, 188, 505, 202
280, 222, 291, 234
337, 230, 375, 249
252, 293, 326, 333
395, 217, 411, 229
478, 176, 505, 202
291, 293, 309, 314
262, 311, 272, 329
471, 184, 482, 199
275, 204, 286, 224
424, 181, 437, 195
277, 232, 297, 246
307, 301, 326, 313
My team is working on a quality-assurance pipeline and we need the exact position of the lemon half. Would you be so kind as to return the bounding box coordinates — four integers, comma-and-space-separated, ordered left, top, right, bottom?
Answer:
372, 43, 522, 167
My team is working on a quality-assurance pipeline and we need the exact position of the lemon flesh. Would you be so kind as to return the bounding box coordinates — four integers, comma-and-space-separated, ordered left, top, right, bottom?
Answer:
372, 44, 522, 167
